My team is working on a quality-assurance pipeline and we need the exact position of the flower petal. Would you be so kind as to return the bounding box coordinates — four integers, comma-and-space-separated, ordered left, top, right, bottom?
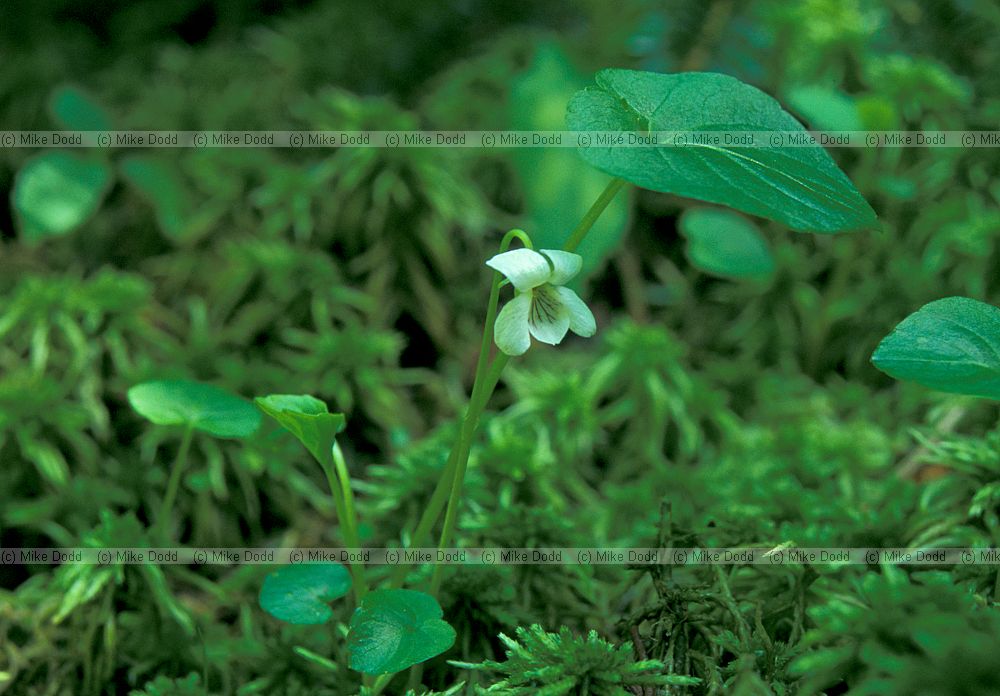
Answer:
486, 248, 551, 291
527, 285, 570, 345
556, 286, 596, 337
493, 293, 532, 356
539, 249, 582, 286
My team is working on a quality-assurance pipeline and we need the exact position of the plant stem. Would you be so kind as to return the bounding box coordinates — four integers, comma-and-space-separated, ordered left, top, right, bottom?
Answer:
319, 450, 368, 601
562, 178, 627, 253
388, 446, 459, 587
157, 424, 194, 543
332, 443, 360, 549
425, 258, 510, 594
387, 231, 528, 589
429, 354, 508, 595
333, 441, 369, 599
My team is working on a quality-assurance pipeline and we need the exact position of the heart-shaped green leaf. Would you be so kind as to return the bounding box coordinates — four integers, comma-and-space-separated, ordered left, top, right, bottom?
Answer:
872, 297, 1000, 400
259, 564, 352, 624
255, 394, 345, 464
13, 152, 112, 242
49, 85, 113, 131
567, 70, 877, 233
347, 589, 456, 674
679, 208, 775, 280
128, 380, 261, 438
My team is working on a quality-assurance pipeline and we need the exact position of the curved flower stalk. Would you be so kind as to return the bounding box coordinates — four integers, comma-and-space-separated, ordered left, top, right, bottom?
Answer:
485, 248, 597, 355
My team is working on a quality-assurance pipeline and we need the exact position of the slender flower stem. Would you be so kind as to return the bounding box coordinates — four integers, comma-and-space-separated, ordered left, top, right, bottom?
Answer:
388, 230, 529, 589
429, 178, 632, 593
429, 354, 508, 595
562, 177, 627, 253
388, 445, 460, 587
398, 256, 515, 693
157, 424, 194, 543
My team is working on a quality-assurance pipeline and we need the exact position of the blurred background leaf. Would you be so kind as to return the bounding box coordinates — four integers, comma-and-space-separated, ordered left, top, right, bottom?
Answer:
12, 152, 112, 242
509, 40, 630, 281
679, 207, 775, 280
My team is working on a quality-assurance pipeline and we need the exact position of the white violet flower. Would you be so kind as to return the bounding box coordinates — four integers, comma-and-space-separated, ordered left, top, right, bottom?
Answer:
485, 248, 597, 356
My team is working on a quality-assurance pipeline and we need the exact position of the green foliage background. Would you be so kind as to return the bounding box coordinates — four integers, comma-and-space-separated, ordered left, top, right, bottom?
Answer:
1, 0, 1000, 694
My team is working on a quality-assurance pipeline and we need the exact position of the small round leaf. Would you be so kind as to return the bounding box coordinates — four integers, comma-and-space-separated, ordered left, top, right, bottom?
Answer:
347, 589, 456, 675
127, 380, 261, 438
13, 152, 112, 242
259, 564, 352, 625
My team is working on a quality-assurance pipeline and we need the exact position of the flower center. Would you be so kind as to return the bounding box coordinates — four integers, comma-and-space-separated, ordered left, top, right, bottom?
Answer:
530, 284, 561, 326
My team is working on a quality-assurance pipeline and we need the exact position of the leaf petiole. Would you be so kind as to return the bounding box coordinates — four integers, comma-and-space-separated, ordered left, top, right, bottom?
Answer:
157, 424, 194, 543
